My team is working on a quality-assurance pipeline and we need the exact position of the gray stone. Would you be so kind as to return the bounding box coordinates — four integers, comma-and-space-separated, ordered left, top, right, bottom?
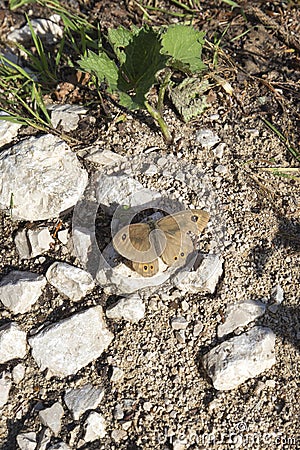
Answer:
16, 432, 37, 450
0, 322, 27, 363
0, 270, 46, 314
106, 294, 145, 322
0, 111, 22, 147
49, 104, 88, 132
85, 148, 125, 166
195, 129, 220, 149
27, 228, 55, 257
217, 299, 266, 338
29, 306, 114, 377
170, 317, 188, 330
39, 402, 64, 436
0, 371, 12, 408
12, 363, 26, 383
7, 14, 63, 44
64, 383, 104, 420
0, 134, 88, 221
203, 326, 276, 390
83, 412, 106, 442
46, 262, 95, 302
175, 254, 223, 294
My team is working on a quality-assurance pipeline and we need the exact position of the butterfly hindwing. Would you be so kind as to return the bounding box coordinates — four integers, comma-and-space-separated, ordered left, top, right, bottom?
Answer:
132, 259, 159, 277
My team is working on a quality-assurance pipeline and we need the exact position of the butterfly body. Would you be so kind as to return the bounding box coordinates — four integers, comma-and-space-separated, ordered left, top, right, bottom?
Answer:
113, 209, 209, 277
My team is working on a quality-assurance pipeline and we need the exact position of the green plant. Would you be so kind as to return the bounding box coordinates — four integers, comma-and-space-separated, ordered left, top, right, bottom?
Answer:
78, 24, 206, 142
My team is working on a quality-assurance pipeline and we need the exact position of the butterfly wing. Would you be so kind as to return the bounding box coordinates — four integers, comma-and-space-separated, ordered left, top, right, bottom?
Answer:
113, 223, 159, 263
132, 259, 159, 277
157, 209, 209, 266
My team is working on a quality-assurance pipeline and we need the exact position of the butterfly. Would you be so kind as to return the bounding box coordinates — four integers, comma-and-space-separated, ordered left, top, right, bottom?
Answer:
112, 209, 209, 277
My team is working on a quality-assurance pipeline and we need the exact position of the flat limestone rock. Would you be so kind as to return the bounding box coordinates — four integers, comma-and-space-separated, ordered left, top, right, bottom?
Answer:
64, 383, 104, 420
0, 270, 46, 314
106, 294, 145, 322
0, 322, 27, 363
0, 111, 22, 147
0, 134, 88, 221
217, 299, 266, 338
29, 306, 114, 378
203, 326, 276, 390
39, 402, 64, 437
46, 262, 95, 302
83, 411, 106, 442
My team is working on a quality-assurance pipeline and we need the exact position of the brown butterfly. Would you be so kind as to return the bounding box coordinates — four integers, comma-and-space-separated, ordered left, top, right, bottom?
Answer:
112, 209, 209, 277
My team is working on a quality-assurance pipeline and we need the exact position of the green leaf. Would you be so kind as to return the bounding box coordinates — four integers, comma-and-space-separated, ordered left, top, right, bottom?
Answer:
161, 24, 206, 73
107, 26, 134, 64
117, 27, 168, 107
78, 50, 119, 92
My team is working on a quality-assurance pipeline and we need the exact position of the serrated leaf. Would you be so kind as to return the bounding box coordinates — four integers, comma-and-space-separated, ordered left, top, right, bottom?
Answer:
78, 50, 118, 92
117, 27, 168, 107
161, 24, 206, 73
107, 26, 134, 64
169, 77, 210, 122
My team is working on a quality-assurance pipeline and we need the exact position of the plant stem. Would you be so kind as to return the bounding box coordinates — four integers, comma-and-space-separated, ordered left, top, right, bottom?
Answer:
144, 100, 172, 143
157, 69, 172, 114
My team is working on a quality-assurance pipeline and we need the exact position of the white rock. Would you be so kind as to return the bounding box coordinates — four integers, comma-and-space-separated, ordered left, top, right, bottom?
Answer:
214, 164, 227, 175
16, 432, 37, 450
48, 442, 71, 450
173, 438, 188, 450
15, 229, 31, 260
213, 142, 226, 158
0, 270, 46, 314
196, 129, 220, 149
0, 322, 27, 363
48, 104, 88, 132
111, 429, 127, 441
110, 366, 125, 383
57, 229, 69, 245
0, 111, 22, 147
83, 411, 106, 442
0, 134, 88, 221
203, 326, 276, 390
175, 254, 223, 294
64, 383, 104, 420
29, 306, 114, 378
39, 402, 64, 436
7, 14, 63, 44
94, 173, 160, 215
70, 227, 94, 271
0, 371, 12, 408
85, 148, 125, 166
106, 294, 145, 322
46, 262, 95, 302
271, 284, 284, 304
27, 228, 55, 257
12, 363, 26, 383
217, 299, 266, 338
97, 244, 170, 294
170, 317, 188, 330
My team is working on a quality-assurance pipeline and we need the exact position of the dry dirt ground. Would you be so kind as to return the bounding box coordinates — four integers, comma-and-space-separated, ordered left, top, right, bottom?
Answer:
0, 1, 299, 449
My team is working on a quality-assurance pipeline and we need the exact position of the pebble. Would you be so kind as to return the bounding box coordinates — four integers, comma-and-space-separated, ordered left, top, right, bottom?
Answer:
57, 229, 69, 245
83, 411, 106, 442
217, 299, 266, 338
0, 270, 46, 314
46, 262, 95, 302
64, 383, 104, 420
106, 294, 145, 322
48, 104, 88, 132
0, 322, 27, 363
12, 363, 26, 383
0, 134, 88, 221
0, 111, 22, 146
16, 432, 37, 450
0, 371, 12, 408
7, 14, 63, 44
170, 317, 189, 330
203, 326, 276, 390
39, 402, 64, 436
29, 306, 114, 377
113, 403, 124, 420
195, 129, 220, 149
111, 429, 127, 442
110, 366, 125, 383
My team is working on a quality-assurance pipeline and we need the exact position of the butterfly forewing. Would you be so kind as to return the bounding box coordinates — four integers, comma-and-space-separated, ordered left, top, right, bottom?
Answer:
113, 223, 159, 263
